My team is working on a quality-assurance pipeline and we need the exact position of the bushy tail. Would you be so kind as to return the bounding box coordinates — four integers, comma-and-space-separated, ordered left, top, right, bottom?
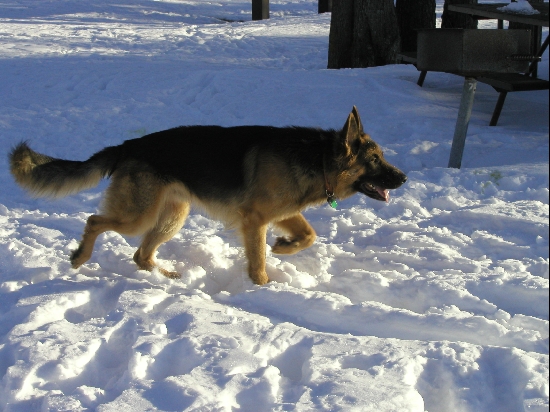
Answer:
9, 142, 121, 198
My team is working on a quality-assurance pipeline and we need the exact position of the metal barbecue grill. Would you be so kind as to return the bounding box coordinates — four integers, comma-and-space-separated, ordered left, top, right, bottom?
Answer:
417, 29, 533, 75
412, 28, 547, 168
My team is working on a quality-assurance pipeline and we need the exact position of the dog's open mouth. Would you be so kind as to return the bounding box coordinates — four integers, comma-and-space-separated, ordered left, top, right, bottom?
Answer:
361, 182, 390, 202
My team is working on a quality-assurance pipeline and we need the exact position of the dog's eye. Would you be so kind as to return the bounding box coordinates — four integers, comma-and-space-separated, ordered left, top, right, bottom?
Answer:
371, 155, 380, 164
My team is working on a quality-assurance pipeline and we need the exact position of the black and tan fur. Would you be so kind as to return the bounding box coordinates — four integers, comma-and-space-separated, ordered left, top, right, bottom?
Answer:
9, 107, 407, 285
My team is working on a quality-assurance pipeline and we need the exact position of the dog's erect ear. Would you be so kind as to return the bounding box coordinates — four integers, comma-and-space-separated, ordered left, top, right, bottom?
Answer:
341, 109, 361, 155
351, 106, 364, 133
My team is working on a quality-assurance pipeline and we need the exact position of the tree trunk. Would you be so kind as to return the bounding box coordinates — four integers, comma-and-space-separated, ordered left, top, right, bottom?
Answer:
442, 0, 478, 29
327, 0, 354, 68
328, 0, 400, 69
395, 0, 436, 53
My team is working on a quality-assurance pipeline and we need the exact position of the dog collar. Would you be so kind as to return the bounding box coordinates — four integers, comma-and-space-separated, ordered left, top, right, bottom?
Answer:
326, 188, 338, 209
322, 142, 338, 209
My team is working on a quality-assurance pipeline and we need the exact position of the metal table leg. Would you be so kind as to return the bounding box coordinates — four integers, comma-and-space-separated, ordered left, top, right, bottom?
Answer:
448, 77, 477, 169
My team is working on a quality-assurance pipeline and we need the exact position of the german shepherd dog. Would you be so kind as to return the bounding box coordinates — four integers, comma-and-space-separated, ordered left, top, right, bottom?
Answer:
9, 107, 406, 285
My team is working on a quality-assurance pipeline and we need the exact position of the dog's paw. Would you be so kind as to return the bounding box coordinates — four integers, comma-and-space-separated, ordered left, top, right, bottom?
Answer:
70, 248, 88, 269
271, 236, 300, 255
159, 268, 181, 280
249, 271, 270, 285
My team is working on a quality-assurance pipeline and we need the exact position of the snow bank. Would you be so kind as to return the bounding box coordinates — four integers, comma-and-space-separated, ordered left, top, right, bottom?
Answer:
0, 0, 548, 411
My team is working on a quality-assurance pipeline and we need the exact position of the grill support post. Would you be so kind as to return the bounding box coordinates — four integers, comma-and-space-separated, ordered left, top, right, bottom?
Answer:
318, 0, 332, 13
448, 77, 477, 169
252, 0, 269, 20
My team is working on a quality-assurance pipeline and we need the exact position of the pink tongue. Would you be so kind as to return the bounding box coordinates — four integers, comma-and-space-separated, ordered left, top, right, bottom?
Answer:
376, 187, 389, 202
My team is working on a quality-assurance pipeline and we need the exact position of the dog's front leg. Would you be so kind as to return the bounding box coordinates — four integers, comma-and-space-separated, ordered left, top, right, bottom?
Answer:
240, 212, 269, 285
272, 213, 316, 255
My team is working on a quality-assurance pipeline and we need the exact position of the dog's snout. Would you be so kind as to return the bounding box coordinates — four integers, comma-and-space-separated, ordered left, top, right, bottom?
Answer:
391, 168, 407, 187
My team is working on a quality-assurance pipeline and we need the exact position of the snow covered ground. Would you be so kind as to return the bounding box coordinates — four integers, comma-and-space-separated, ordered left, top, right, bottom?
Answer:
0, 0, 548, 410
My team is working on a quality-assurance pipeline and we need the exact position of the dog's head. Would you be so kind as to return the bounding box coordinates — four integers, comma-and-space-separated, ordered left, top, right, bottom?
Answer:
335, 106, 407, 202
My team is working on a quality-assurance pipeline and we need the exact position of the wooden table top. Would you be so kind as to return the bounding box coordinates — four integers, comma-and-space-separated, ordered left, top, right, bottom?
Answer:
448, 3, 549, 27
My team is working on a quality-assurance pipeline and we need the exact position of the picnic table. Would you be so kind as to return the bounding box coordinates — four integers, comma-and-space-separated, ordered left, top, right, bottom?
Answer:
447, 3, 549, 168
399, 2, 549, 168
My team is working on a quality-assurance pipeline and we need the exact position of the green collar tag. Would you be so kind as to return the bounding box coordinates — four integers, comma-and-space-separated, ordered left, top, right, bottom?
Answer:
325, 179, 337, 209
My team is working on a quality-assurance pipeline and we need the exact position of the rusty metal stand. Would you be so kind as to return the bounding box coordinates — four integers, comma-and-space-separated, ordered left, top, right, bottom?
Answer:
318, 0, 332, 13
448, 77, 477, 169
490, 91, 508, 126
252, 0, 269, 20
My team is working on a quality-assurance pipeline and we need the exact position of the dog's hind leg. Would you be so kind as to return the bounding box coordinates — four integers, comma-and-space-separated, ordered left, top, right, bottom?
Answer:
71, 215, 121, 268
70, 210, 166, 269
272, 213, 316, 255
70, 165, 169, 271
133, 201, 190, 279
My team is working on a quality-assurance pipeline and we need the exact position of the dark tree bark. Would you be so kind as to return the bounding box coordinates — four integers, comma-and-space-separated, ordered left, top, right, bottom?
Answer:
442, 0, 478, 29
328, 0, 400, 69
327, 0, 354, 68
395, 0, 436, 53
